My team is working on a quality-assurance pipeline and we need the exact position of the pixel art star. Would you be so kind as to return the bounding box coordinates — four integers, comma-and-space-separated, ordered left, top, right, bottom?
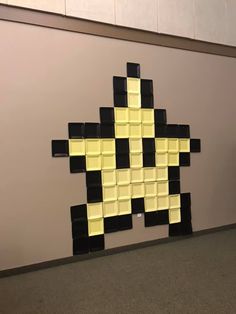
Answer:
52, 63, 201, 255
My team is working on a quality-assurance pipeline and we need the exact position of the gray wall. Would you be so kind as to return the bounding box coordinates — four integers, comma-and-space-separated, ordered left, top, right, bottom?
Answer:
0, 20, 236, 270
0, 1, 236, 46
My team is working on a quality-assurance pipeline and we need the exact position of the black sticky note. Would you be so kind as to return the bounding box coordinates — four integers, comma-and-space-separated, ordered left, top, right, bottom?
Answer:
169, 180, 181, 195
144, 212, 158, 227
87, 186, 103, 203
141, 79, 153, 95
116, 153, 130, 169
84, 123, 100, 138
142, 138, 155, 153
70, 204, 87, 221
181, 207, 192, 222
51, 140, 69, 157
113, 76, 127, 94
100, 108, 114, 124
70, 156, 86, 173
156, 210, 169, 225
100, 124, 115, 138
73, 236, 89, 255
190, 139, 201, 152
155, 125, 167, 137
169, 222, 182, 236
178, 125, 190, 138
89, 235, 105, 252
72, 219, 88, 238
114, 94, 128, 107
167, 124, 179, 138
179, 153, 190, 166
141, 95, 154, 108
154, 109, 167, 125
131, 198, 145, 214
169, 219, 193, 237
168, 167, 180, 181
143, 152, 155, 167
68, 123, 85, 139
104, 216, 119, 233
116, 139, 129, 154
180, 221, 193, 235
127, 62, 140, 78
118, 214, 133, 230
86, 171, 102, 187
180, 193, 191, 208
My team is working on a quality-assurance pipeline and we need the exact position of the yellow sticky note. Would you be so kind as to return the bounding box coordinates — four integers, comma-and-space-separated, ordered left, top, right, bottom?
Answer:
88, 218, 104, 236
69, 139, 85, 156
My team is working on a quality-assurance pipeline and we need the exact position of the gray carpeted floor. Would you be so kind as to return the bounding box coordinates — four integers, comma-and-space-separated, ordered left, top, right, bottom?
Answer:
0, 228, 236, 314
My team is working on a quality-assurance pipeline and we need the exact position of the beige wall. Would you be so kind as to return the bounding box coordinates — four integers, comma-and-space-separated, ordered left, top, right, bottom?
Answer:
0, 20, 236, 270
0, 0, 236, 46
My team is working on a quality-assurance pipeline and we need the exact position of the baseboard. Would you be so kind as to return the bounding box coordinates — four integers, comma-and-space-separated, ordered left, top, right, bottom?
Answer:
0, 223, 235, 278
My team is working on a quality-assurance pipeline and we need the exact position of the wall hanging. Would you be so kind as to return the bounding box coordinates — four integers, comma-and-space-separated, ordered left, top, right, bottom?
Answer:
52, 63, 201, 255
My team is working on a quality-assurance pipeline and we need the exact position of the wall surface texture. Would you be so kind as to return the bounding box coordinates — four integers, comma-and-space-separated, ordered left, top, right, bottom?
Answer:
0, 20, 236, 270
0, 0, 236, 46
